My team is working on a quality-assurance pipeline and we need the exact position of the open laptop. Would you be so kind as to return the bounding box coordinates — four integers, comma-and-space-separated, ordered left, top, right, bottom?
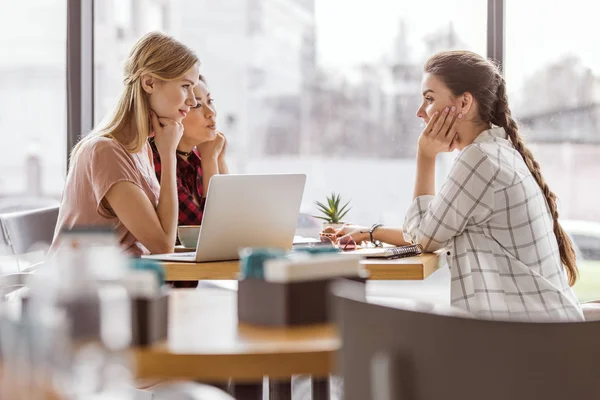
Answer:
143, 173, 306, 263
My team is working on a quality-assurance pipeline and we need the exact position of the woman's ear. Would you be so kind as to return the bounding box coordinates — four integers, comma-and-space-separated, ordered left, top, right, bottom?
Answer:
141, 74, 155, 94
459, 92, 474, 115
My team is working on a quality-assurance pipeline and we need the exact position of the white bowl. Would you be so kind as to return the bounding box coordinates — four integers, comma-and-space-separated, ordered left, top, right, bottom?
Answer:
177, 225, 200, 248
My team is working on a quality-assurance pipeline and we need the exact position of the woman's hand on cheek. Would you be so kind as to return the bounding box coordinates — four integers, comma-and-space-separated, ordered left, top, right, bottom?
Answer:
197, 132, 226, 161
217, 132, 227, 159
151, 111, 184, 157
417, 105, 462, 158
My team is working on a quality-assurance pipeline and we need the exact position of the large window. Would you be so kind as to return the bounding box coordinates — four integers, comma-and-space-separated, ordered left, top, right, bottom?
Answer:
0, 1, 66, 212
506, 0, 600, 300
3, 0, 593, 298
93, 0, 487, 228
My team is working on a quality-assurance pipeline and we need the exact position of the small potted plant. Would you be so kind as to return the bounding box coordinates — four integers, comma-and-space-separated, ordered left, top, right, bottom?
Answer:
314, 192, 351, 231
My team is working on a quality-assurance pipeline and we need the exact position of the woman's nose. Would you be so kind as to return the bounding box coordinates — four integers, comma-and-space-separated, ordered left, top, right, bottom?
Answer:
205, 103, 216, 117
186, 91, 197, 107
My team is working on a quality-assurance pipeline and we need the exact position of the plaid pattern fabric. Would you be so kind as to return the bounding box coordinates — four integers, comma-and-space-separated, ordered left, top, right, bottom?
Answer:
403, 127, 583, 321
151, 141, 205, 226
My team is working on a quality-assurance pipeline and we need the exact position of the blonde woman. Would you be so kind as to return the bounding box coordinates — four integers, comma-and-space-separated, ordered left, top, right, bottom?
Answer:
52, 32, 200, 256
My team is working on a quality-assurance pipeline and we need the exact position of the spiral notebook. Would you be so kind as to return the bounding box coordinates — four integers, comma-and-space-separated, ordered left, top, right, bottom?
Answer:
349, 244, 423, 259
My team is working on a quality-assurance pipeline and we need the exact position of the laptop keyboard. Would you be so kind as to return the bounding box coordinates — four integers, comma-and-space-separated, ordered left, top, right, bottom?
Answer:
163, 252, 195, 258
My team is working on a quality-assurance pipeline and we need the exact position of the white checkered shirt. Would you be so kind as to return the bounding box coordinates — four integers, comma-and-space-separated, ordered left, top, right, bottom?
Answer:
403, 127, 584, 321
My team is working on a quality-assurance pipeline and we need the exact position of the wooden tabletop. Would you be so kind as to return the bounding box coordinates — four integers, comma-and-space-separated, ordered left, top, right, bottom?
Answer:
0, 364, 63, 399
134, 288, 339, 382
161, 253, 441, 281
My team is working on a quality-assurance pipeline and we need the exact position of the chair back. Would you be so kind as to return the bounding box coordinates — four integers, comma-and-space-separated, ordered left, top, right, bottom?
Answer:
331, 280, 600, 400
0, 206, 59, 255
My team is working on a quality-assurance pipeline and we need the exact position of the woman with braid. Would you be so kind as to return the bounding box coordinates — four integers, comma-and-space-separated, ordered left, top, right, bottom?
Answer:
333, 51, 583, 321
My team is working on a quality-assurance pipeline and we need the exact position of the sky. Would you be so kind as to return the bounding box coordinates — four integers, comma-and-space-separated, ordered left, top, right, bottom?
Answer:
314, 0, 600, 90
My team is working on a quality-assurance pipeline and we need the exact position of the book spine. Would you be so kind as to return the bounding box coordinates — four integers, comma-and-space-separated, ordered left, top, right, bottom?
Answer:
264, 255, 363, 282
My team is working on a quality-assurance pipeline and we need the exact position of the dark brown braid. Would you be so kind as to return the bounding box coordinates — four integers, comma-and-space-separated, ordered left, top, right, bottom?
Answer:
490, 77, 577, 286
425, 50, 578, 286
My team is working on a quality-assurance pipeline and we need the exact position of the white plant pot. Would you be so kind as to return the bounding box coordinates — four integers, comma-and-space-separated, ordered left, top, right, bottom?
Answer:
321, 222, 345, 231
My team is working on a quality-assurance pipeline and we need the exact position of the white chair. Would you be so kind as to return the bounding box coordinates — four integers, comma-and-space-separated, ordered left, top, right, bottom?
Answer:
582, 299, 600, 321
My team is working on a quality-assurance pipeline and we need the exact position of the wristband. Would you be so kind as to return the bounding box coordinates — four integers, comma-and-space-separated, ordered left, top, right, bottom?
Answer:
369, 223, 384, 247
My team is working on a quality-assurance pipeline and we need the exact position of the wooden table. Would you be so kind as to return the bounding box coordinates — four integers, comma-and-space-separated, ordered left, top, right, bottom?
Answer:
135, 288, 338, 398
162, 253, 441, 281
135, 289, 338, 380
0, 365, 63, 400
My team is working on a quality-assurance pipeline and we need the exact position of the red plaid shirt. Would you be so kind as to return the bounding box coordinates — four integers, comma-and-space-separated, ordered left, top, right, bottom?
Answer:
150, 140, 205, 225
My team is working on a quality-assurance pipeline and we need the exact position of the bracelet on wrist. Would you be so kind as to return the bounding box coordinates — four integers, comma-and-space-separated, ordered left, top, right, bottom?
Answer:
369, 223, 384, 247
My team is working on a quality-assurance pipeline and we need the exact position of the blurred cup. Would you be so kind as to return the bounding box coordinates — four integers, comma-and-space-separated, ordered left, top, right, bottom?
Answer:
177, 225, 201, 248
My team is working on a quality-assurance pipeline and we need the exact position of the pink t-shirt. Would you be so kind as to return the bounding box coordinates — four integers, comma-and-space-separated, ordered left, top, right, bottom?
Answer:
51, 136, 160, 256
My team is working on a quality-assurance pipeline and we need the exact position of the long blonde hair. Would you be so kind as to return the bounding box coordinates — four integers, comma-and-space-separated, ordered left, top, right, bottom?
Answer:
71, 32, 199, 161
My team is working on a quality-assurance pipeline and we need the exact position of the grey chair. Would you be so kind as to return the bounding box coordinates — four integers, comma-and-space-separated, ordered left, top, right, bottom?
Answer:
331, 279, 600, 400
0, 206, 59, 296
0, 205, 59, 257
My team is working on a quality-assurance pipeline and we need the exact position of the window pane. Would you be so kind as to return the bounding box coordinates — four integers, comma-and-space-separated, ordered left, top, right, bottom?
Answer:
571, 235, 600, 261
93, 0, 486, 230
506, 0, 600, 301
0, 1, 66, 212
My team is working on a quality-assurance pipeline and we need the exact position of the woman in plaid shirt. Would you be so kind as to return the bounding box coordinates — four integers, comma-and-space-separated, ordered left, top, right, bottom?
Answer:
151, 75, 229, 227
151, 75, 228, 288
335, 51, 583, 321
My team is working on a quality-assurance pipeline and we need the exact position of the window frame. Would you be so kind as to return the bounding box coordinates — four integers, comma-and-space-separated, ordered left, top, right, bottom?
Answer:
66, 0, 94, 166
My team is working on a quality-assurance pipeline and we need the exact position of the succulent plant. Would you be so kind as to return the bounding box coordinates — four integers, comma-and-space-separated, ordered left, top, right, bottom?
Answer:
314, 192, 351, 224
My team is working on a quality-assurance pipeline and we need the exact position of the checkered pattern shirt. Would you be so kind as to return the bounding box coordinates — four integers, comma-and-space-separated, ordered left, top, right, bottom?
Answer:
150, 141, 205, 226
403, 127, 583, 321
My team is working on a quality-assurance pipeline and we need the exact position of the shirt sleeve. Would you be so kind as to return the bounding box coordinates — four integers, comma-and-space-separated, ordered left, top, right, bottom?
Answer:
403, 145, 497, 252
89, 139, 143, 217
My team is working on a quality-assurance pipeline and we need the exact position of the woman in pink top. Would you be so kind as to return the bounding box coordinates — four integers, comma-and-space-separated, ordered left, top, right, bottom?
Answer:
52, 32, 200, 256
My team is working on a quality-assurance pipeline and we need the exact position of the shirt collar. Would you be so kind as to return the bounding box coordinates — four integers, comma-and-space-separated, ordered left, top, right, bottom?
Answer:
177, 148, 202, 169
473, 126, 507, 145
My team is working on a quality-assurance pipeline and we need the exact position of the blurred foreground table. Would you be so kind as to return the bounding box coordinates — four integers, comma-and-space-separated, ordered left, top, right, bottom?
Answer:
134, 288, 338, 399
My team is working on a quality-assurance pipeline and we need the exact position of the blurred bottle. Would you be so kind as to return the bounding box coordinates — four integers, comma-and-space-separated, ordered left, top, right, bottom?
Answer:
26, 227, 135, 399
